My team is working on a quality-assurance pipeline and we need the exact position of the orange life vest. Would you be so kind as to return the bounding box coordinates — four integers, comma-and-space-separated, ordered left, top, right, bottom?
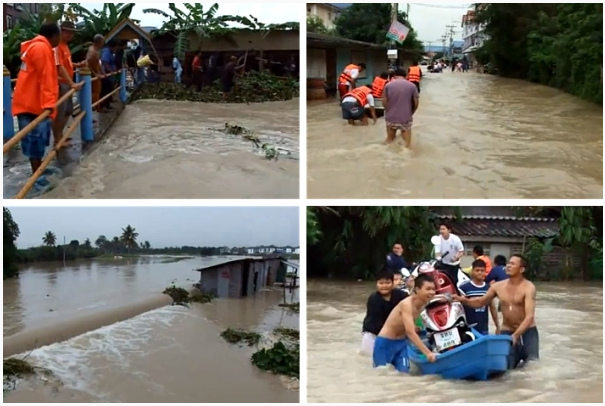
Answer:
408, 65, 421, 83
13, 36, 59, 119
371, 77, 388, 98
344, 86, 372, 107
339, 64, 359, 85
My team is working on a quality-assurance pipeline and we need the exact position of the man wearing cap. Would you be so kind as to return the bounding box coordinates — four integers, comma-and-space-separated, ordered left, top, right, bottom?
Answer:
53, 21, 84, 149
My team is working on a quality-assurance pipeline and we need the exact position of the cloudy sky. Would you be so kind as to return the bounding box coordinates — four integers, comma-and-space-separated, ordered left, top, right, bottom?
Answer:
83, 2, 303, 26
401, 3, 471, 42
7, 207, 299, 248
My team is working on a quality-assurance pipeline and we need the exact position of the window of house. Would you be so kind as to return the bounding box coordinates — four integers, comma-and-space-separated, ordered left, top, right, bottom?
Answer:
6, 15, 13, 29
307, 7, 311, 13
328, 12, 332, 20
34, 4, 39, 13
14, 3, 23, 11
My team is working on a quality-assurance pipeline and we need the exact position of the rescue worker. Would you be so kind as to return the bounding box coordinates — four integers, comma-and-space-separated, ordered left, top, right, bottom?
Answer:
341, 85, 377, 126
338, 63, 366, 99
371, 72, 390, 98
13, 22, 61, 176
407, 61, 422, 93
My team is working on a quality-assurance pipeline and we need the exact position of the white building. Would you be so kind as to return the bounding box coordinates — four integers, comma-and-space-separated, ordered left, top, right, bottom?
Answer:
461, 9, 488, 54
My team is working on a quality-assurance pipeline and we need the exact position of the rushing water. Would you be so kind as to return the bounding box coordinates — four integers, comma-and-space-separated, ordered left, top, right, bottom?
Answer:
307, 280, 603, 403
5, 99, 300, 199
3, 257, 299, 403
307, 71, 603, 199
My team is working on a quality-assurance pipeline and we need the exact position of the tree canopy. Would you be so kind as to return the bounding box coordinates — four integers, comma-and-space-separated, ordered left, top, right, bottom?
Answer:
307, 4, 424, 59
474, 3, 603, 104
308, 206, 603, 281
3, 208, 20, 279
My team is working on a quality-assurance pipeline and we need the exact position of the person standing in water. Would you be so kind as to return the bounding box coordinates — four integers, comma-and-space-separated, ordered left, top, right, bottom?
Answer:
458, 259, 500, 335
361, 270, 408, 356
453, 254, 539, 369
373, 273, 438, 372
382, 68, 419, 149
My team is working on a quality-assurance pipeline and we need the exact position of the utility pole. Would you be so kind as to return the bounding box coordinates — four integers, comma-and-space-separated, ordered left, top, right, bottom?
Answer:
446, 24, 456, 57
389, 3, 398, 68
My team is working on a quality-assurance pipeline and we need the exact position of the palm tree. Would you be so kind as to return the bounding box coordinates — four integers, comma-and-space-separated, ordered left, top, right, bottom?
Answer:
120, 225, 139, 254
143, 3, 251, 60
144, 241, 151, 250
42, 231, 57, 247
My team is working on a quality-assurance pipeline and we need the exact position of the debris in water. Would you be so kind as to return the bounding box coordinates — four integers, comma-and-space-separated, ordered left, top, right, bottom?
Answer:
3, 357, 54, 392
220, 328, 262, 347
278, 302, 300, 313
273, 327, 300, 342
162, 285, 214, 306
223, 123, 283, 161
251, 341, 300, 379
131, 71, 299, 104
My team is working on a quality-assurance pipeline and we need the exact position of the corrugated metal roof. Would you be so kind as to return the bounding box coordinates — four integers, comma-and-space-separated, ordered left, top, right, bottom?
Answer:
194, 256, 263, 272
438, 216, 559, 238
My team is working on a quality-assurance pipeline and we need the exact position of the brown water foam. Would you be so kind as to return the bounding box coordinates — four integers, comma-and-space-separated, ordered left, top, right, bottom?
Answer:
4, 294, 173, 357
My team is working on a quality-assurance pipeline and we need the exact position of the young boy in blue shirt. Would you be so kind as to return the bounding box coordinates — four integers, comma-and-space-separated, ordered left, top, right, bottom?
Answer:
458, 259, 500, 335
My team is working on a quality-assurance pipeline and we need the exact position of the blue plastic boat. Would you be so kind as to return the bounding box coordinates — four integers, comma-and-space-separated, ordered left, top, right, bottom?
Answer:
408, 330, 512, 380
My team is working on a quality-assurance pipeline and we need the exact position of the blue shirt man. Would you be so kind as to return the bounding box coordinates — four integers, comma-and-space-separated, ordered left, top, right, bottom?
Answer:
385, 242, 408, 272
101, 43, 117, 81
485, 255, 509, 285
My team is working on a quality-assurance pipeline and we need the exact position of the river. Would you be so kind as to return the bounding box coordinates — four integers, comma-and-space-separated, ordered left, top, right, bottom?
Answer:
307, 280, 603, 403
307, 71, 603, 199
5, 99, 300, 199
3, 257, 299, 403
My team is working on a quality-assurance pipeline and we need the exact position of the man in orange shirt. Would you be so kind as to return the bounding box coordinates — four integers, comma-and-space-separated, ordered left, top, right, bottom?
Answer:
472, 245, 493, 275
53, 21, 84, 149
12, 22, 61, 175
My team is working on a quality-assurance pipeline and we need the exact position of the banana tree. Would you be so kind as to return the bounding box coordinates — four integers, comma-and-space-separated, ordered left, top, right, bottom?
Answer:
70, 3, 137, 42
241, 16, 299, 71
143, 3, 251, 60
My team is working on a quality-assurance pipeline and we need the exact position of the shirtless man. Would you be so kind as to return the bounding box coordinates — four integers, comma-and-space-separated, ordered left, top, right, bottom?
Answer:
453, 254, 538, 369
86, 34, 105, 112
373, 273, 437, 372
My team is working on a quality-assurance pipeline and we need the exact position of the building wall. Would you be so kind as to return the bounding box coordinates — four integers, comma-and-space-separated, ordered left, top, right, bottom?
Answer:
4, 3, 42, 31
199, 259, 282, 298
307, 48, 327, 79
307, 3, 342, 29
187, 30, 299, 52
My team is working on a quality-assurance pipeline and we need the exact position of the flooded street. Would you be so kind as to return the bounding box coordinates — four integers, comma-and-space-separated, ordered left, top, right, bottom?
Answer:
307, 280, 603, 403
307, 71, 603, 199
4, 257, 298, 403
37, 99, 299, 199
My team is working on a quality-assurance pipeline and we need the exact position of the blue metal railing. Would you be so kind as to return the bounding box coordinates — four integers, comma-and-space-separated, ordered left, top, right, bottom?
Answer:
3, 67, 128, 198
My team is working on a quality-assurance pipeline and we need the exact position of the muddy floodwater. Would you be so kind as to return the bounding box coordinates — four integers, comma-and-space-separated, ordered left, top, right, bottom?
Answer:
36, 99, 299, 199
307, 71, 603, 199
307, 280, 603, 403
3, 257, 299, 403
